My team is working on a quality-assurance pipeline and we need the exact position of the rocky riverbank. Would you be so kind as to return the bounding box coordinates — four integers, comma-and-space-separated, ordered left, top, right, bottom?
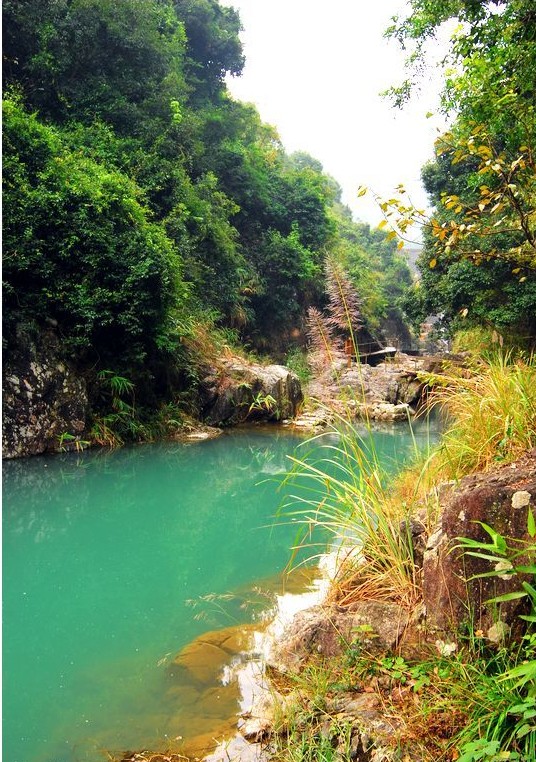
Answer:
290, 351, 434, 432
3, 329, 444, 458
204, 449, 535, 762
1, 335, 304, 458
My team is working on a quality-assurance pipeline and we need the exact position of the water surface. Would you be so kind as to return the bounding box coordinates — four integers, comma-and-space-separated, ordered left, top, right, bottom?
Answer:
3, 423, 436, 762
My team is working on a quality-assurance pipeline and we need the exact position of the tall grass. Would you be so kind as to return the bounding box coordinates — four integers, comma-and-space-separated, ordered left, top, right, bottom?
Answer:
425, 353, 536, 482
280, 355, 536, 610
280, 413, 428, 607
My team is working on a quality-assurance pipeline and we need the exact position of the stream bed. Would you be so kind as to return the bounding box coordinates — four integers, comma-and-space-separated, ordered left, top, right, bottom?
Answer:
3, 422, 438, 762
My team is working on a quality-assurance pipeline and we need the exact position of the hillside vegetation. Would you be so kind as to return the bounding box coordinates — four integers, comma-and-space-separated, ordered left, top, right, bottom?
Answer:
3, 0, 412, 432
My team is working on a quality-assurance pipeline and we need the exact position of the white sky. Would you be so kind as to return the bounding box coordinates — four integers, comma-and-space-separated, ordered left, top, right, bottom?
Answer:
221, 0, 451, 229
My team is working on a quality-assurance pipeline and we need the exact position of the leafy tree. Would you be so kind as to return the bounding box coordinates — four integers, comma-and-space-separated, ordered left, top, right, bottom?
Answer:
2, 0, 416, 428
3, 0, 187, 134
248, 227, 320, 338
172, 0, 244, 103
374, 0, 536, 341
164, 171, 249, 320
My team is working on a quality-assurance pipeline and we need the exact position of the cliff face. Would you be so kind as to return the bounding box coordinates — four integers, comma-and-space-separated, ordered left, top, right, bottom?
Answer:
2, 329, 88, 459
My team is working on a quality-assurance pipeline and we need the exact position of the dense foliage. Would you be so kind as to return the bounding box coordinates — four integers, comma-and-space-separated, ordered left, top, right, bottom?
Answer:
3, 0, 412, 417
388, 0, 536, 342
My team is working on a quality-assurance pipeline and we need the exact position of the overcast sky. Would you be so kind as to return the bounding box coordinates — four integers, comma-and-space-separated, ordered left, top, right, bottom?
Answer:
221, 0, 450, 230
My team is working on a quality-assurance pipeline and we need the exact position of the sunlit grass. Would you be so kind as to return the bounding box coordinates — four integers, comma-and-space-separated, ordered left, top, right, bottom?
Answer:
424, 353, 536, 483
280, 411, 431, 608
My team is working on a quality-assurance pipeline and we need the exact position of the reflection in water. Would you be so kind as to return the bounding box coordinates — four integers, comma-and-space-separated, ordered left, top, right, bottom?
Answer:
3, 421, 439, 762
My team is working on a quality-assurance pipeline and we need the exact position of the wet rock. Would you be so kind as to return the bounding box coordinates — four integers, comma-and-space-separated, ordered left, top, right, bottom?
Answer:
239, 692, 275, 742
206, 735, 268, 761
355, 401, 413, 422
168, 624, 256, 685
422, 450, 536, 632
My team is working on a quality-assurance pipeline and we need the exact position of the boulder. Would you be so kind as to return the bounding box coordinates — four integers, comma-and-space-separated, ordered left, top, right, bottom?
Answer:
423, 450, 536, 633
336, 358, 427, 420
268, 601, 409, 673
200, 360, 303, 426
3, 329, 88, 458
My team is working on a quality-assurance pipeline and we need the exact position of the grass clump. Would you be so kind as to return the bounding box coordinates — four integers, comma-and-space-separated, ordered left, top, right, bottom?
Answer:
425, 353, 536, 483
281, 415, 426, 607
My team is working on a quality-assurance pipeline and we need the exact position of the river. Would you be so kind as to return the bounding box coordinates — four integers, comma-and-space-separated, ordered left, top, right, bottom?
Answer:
3, 422, 437, 762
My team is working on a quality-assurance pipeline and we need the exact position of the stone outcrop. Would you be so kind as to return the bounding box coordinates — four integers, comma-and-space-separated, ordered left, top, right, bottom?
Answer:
3, 329, 88, 458
294, 352, 429, 428
3, 344, 303, 458
337, 359, 426, 411
200, 359, 303, 426
268, 600, 410, 673
423, 450, 536, 633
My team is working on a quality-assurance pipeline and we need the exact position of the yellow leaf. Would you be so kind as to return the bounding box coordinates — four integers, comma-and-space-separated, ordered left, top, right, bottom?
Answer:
397, 240, 405, 250
378, 219, 388, 229
357, 186, 367, 197
429, 258, 437, 268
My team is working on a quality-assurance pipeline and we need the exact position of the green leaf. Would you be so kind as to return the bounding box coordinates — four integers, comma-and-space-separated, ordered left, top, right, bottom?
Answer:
516, 565, 536, 574
516, 723, 536, 739
488, 590, 527, 602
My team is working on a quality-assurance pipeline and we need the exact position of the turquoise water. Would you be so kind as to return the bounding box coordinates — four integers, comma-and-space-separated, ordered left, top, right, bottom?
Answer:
3, 424, 436, 762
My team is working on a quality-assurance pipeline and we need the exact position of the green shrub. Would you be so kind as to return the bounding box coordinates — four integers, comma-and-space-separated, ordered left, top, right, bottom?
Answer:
3, 96, 186, 374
